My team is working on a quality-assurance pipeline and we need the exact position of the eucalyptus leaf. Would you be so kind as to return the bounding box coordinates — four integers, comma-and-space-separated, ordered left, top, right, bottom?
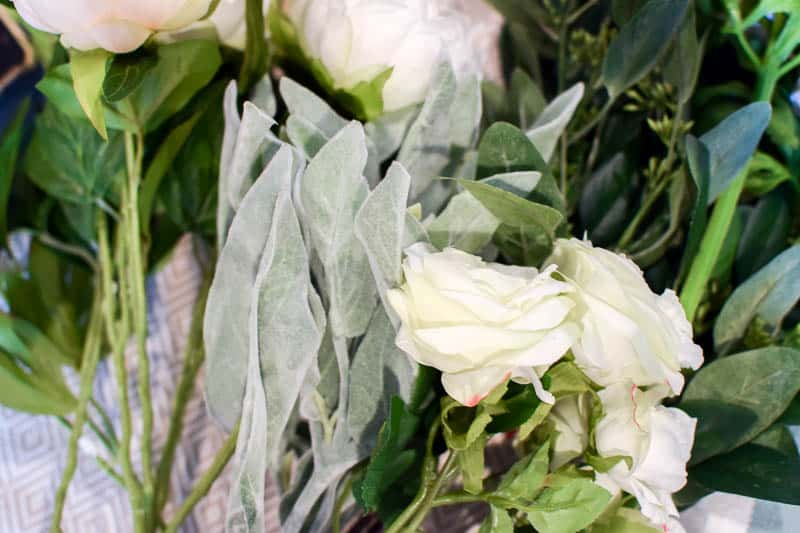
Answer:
204, 146, 297, 430
699, 102, 772, 204
689, 443, 800, 505
734, 190, 791, 281
603, 0, 689, 99
579, 153, 632, 246
679, 347, 800, 464
526, 83, 584, 162
715, 245, 800, 350
663, 6, 701, 105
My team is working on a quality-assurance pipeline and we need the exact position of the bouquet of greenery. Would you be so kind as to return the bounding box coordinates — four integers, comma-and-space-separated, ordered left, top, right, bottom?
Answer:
1, 0, 799, 532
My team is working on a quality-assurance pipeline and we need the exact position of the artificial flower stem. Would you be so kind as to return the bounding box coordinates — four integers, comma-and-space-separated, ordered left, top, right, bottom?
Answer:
162, 421, 241, 533
50, 291, 104, 533
680, 64, 778, 322
99, 209, 146, 533
154, 265, 214, 515
124, 129, 156, 529
402, 452, 457, 532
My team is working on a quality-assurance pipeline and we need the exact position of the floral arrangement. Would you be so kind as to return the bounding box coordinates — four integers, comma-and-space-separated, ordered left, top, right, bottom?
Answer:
1, 0, 799, 532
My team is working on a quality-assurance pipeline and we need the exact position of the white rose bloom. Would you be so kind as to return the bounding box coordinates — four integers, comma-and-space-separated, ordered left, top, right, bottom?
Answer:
283, 0, 478, 112
549, 393, 590, 469
594, 382, 695, 533
387, 243, 580, 407
546, 238, 703, 395
12, 0, 213, 53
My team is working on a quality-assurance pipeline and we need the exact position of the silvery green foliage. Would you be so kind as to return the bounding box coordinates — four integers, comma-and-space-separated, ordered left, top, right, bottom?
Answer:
209, 70, 491, 530
299, 123, 376, 338
398, 63, 482, 206
525, 83, 584, 162
217, 81, 241, 250
205, 146, 297, 430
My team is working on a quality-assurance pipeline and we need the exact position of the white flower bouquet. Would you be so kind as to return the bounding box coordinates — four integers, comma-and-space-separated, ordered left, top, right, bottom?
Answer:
1, 0, 799, 532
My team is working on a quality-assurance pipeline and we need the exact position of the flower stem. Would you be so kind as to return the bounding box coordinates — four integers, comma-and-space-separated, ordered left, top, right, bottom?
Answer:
98, 209, 145, 533
154, 264, 214, 515
162, 421, 240, 533
50, 291, 104, 533
124, 131, 156, 529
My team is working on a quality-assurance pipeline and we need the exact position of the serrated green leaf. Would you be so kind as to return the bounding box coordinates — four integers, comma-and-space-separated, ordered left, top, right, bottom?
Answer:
69, 48, 110, 140
526, 476, 611, 533
478, 505, 514, 533
495, 441, 550, 501
102, 50, 157, 102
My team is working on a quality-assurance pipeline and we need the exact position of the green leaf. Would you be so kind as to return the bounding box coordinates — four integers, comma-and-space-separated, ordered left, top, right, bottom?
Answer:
579, 153, 632, 247
752, 424, 799, 457
591, 507, 662, 532
699, 102, 772, 204
678, 347, 800, 464
525, 83, 584, 162
478, 505, 514, 533
102, 50, 158, 102
495, 441, 550, 502
238, 0, 268, 91
478, 122, 541, 178
129, 40, 222, 131
457, 179, 563, 237
689, 443, 800, 505
355, 396, 420, 511
526, 476, 612, 533
663, 6, 701, 105
458, 434, 488, 494
547, 362, 594, 398
69, 48, 111, 140
486, 382, 542, 434
715, 245, 800, 350
36, 64, 134, 131
678, 134, 710, 283
602, 0, 689, 99
734, 190, 792, 281
744, 152, 795, 196
0, 99, 29, 246
25, 105, 124, 205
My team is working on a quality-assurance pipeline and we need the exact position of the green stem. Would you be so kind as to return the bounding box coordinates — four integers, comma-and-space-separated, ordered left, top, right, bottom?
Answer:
617, 176, 672, 250
124, 130, 156, 528
99, 210, 145, 533
162, 421, 240, 533
332, 475, 353, 533
154, 265, 213, 514
50, 294, 103, 533
91, 398, 118, 449
680, 170, 746, 322
403, 452, 457, 533
679, 66, 778, 322
385, 419, 445, 533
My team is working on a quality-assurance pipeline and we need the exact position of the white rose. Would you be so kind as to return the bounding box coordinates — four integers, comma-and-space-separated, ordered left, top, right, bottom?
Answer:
546, 238, 703, 395
594, 382, 695, 532
12, 0, 213, 53
283, 0, 478, 112
549, 392, 590, 469
387, 243, 579, 407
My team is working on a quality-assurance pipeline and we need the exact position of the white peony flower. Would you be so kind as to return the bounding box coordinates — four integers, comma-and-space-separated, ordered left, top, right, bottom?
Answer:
594, 382, 695, 533
12, 0, 213, 53
549, 392, 591, 469
546, 238, 703, 395
282, 0, 478, 113
387, 243, 580, 407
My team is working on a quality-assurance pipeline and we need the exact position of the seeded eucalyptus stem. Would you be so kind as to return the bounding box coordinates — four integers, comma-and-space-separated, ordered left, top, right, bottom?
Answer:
50, 289, 104, 533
